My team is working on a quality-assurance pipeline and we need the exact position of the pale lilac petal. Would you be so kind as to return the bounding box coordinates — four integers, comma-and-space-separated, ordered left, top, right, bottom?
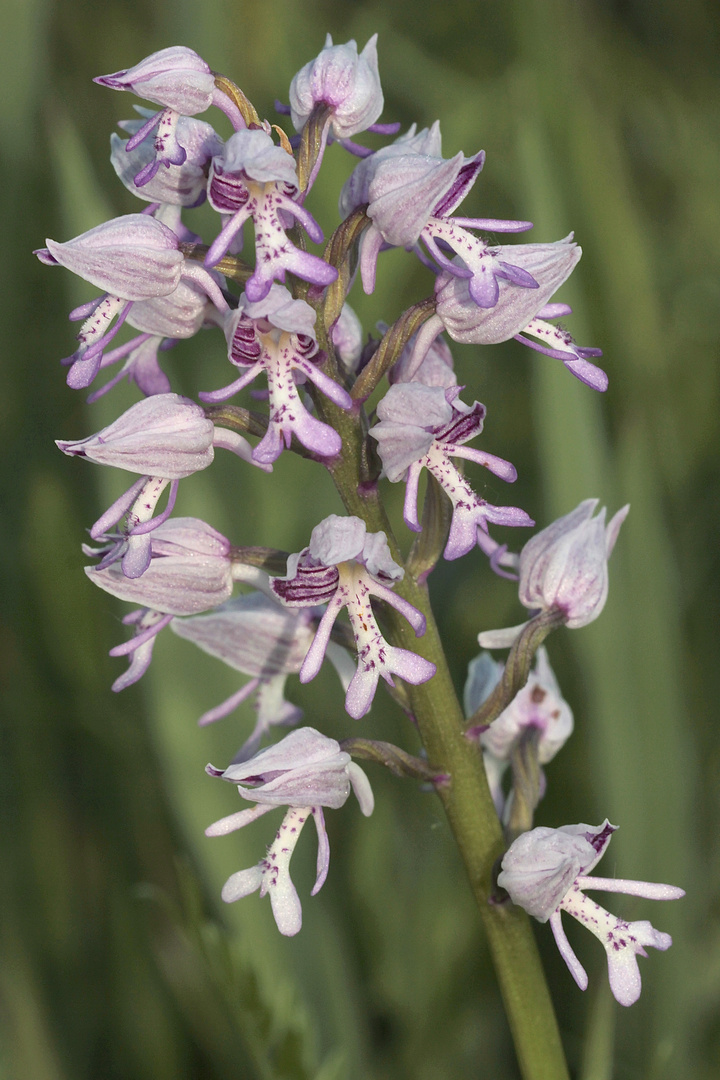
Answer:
348, 762, 375, 816
605, 923, 671, 1007
309, 515, 366, 565
463, 652, 503, 719
368, 152, 465, 247
576, 877, 685, 901
299, 596, 345, 683
477, 623, 529, 649
359, 226, 384, 294
94, 47, 215, 114
390, 326, 456, 388
497, 825, 600, 921
549, 912, 588, 990
360, 532, 404, 583
127, 280, 211, 338
57, 393, 215, 478
86, 517, 234, 615
171, 593, 313, 677
367, 580, 425, 636
205, 803, 275, 836
239, 284, 318, 336
377, 382, 453, 429
225, 727, 345, 781
269, 873, 303, 936
519, 499, 627, 628
605, 504, 630, 556
402, 463, 422, 531
221, 128, 299, 188
311, 807, 330, 894
331, 303, 363, 372
43, 215, 183, 300
222, 866, 264, 902
400, 314, 444, 382
344, 664, 381, 719
196, 680, 259, 726
368, 420, 435, 482
436, 235, 582, 345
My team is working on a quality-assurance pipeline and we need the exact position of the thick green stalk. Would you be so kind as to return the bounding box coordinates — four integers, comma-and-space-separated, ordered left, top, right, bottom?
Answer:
319, 398, 570, 1080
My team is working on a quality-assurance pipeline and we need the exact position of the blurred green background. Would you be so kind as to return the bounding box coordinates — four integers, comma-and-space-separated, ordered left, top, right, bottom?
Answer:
2, 0, 719, 1077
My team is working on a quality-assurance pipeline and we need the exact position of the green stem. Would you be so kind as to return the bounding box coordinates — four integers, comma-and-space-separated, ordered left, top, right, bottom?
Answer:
317, 395, 570, 1080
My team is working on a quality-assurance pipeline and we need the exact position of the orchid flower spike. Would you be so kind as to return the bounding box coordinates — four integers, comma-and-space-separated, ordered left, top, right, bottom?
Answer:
95, 47, 245, 186
83, 517, 267, 691
206, 727, 374, 935
271, 515, 436, 718
57, 393, 264, 578
369, 383, 533, 561
171, 593, 355, 761
199, 284, 352, 464
497, 822, 685, 1006
205, 129, 338, 301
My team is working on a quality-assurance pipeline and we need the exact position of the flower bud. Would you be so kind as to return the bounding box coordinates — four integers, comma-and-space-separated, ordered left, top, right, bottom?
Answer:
519, 499, 629, 628
479, 648, 573, 764
290, 34, 383, 139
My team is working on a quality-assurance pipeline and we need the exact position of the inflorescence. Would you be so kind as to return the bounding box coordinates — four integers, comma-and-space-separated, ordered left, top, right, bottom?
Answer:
38, 40, 682, 1005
